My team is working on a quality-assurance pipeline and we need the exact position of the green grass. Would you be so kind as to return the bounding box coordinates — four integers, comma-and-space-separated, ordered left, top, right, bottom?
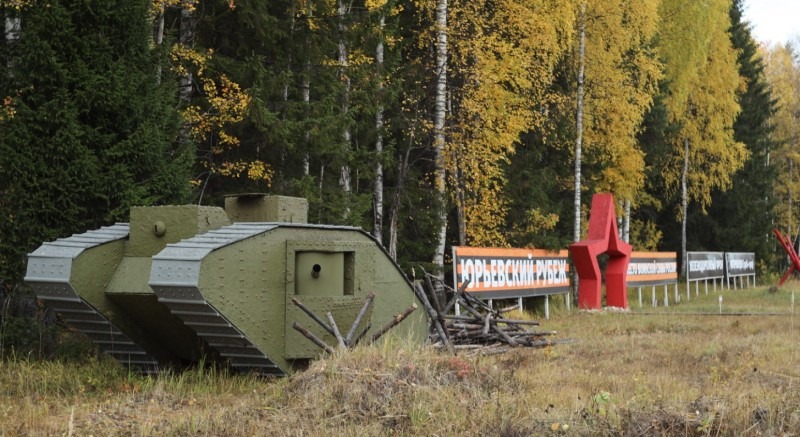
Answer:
627, 280, 799, 314
2, 284, 799, 435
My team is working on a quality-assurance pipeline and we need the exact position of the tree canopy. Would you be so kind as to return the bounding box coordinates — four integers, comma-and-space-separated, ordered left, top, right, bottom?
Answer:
0, 0, 792, 290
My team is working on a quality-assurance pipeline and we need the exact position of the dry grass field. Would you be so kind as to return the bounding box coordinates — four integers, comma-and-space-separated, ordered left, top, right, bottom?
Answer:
1, 283, 799, 436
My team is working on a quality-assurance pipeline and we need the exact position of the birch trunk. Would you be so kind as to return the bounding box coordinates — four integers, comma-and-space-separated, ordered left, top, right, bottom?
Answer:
153, 10, 164, 46
388, 148, 412, 260
302, 3, 313, 176
284, 3, 295, 103
302, 64, 311, 175
178, 6, 194, 105
681, 137, 689, 277
319, 164, 325, 198
153, 7, 165, 83
278, 3, 297, 177
337, 0, 352, 208
178, 5, 195, 202
571, 2, 587, 308
623, 198, 631, 243
373, 13, 386, 242
432, 0, 448, 280
5, 13, 20, 45
573, 2, 586, 245
5, 13, 20, 71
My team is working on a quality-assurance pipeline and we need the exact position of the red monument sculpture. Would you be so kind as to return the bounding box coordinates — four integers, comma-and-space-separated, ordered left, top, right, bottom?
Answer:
774, 228, 800, 288
569, 193, 632, 310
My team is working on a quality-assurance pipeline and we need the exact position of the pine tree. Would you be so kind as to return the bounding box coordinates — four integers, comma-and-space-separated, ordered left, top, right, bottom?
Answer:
190, 1, 386, 228
0, 0, 190, 284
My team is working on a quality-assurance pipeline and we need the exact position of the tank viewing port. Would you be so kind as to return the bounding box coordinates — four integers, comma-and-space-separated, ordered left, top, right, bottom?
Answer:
295, 251, 354, 296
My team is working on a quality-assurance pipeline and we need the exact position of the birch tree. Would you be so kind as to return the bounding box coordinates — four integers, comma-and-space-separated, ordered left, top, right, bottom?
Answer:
432, 0, 447, 274
372, 8, 385, 241
579, 0, 660, 204
701, 0, 777, 266
447, 0, 574, 247
657, 0, 747, 274
1, 0, 22, 121
573, 1, 586, 244
764, 44, 800, 237
337, 0, 352, 208
366, 0, 398, 243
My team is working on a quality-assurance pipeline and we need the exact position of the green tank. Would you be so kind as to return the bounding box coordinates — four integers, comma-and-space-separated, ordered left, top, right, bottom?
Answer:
25, 194, 428, 375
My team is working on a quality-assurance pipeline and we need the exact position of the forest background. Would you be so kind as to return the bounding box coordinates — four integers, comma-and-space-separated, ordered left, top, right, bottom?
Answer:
2, 0, 800, 354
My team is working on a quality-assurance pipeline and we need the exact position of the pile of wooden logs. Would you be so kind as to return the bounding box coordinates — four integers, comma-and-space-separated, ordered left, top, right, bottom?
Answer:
291, 271, 566, 357
414, 271, 566, 356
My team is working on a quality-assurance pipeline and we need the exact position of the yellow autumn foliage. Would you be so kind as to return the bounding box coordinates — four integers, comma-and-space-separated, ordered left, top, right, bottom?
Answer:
213, 159, 273, 184
169, 45, 210, 79
659, 0, 748, 211
764, 44, 800, 232
580, 0, 661, 206
446, 0, 575, 247
364, 0, 387, 11
443, 0, 660, 246
0, 96, 15, 122
0, 0, 33, 10
150, 0, 197, 14
170, 42, 269, 187
183, 75, 250, 149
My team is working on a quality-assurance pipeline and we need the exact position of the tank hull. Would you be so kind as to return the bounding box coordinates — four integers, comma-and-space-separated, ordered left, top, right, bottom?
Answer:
26, 200, 427, 375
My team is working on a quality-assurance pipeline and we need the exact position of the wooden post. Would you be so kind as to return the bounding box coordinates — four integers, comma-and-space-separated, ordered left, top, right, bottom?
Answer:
292, 297, 335, 336
674, 283, 678, 303
292, 322, 334, 354
414, 284, 453, 354
544, 296, 550, 320
369, 304, 417, 344
326, 311, 346, 348
345, 291, 375, 345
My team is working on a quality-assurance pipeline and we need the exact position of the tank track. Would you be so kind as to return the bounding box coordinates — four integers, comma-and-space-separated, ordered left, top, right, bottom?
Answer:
25, 224, 160, 374
153, 287, 284, 376
150, 223, 285, 376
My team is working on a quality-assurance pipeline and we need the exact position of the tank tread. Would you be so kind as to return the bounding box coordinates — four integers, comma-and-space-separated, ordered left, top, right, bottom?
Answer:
207, 343, 261, 356
25, 224, 160, 374
154, 290, 284, 376
231, 363, 283, 371
42, 291, 159, 372
150, 223, 285, 376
